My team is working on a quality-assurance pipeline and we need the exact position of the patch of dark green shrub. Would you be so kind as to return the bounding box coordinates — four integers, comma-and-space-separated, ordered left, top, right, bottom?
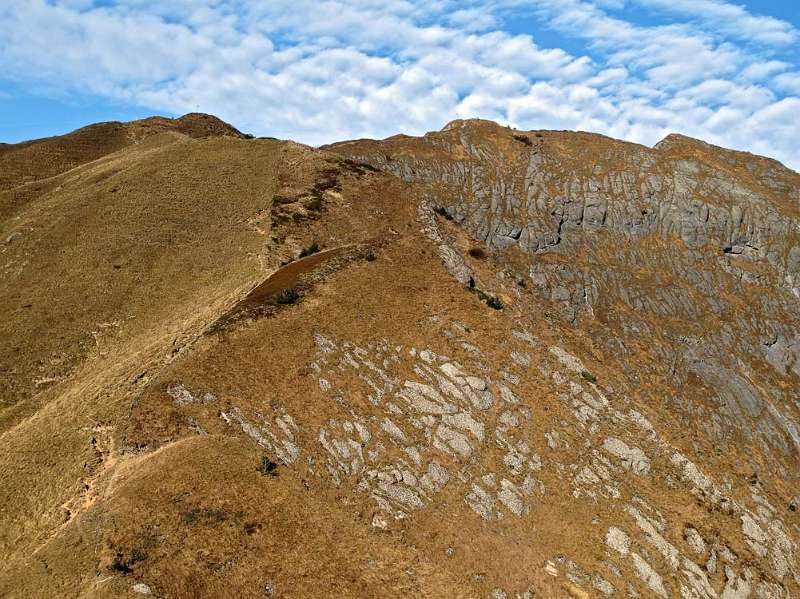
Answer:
486, 296, 504, 310
259, 456, 279, 477
244, 521, 262, 534
473, 288, 504, 310
312, 169, 340, 195
341, 158, 380, 174
301, 195, 323, 212
182, 507, 228, 525
111, 557, 133, 575
299, 242, 320, 258
513, 134, 532, 146
433, 206, 453, 221
110, 548, 146, 574
580, 370, 597, 384
276, 288, 299, 305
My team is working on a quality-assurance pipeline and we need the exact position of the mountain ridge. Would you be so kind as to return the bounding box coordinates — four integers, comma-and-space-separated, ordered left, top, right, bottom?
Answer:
0, 114, 798, 599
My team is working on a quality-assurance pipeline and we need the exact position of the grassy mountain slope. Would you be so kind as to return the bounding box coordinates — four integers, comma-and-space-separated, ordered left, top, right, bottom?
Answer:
0, 116, 798, 599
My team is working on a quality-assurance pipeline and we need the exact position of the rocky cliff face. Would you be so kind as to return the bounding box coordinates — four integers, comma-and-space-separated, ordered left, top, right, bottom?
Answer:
0, 116, 798, 599
329, 120, 800, 461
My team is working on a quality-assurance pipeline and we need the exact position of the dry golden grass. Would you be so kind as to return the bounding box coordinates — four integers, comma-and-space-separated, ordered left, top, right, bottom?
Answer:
1, 115, 798, 598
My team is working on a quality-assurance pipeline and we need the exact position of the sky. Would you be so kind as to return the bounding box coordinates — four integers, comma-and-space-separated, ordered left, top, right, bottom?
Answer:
1, 1, 798, 171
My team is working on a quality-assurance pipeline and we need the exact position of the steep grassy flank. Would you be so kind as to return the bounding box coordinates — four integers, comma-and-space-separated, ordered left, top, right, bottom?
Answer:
0, 113, 244, 192
0, 134, 281, 425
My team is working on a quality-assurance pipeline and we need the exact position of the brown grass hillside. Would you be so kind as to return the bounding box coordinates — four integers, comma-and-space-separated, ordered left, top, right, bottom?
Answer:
1, 115, 798, 599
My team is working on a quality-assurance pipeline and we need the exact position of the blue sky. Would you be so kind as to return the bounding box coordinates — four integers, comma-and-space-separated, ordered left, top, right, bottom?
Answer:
1, 1, 798, 170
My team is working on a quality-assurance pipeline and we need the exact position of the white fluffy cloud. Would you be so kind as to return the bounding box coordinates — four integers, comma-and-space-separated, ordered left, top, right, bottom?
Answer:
635, 0, 798, 46
0, 0, 798, 171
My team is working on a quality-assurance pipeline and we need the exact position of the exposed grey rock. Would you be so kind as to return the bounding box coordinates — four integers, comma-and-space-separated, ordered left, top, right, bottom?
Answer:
510, 351, 530, 367
337, 124, 800, 465
627, 506, 680, 570
606, 526, 630, 555
433, 424, 473, 458
549, 346, 586, 373
381, 418, 407, 442
398, 381, 458, 414
223, 406, 300, 465
684, 527, 707, 555
764, 334, 800, 377
631, 552, 668, 598
167, 383, 216, 406
419, 461, 450, 495
417, 200, 474, 285
721, 566, 752, 599
442, 411, 485, 441
466, 483, 496, 520
303, 310, 799, 596
132, 583, 153, 595
497, 479, 525, 516
602, 438, 651, 474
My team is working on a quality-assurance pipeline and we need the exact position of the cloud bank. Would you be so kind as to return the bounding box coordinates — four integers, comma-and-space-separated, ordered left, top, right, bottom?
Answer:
1, 0, 798, 170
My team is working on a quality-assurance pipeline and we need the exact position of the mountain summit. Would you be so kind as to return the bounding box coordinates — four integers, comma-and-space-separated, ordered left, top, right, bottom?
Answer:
1, 115, 798, 598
